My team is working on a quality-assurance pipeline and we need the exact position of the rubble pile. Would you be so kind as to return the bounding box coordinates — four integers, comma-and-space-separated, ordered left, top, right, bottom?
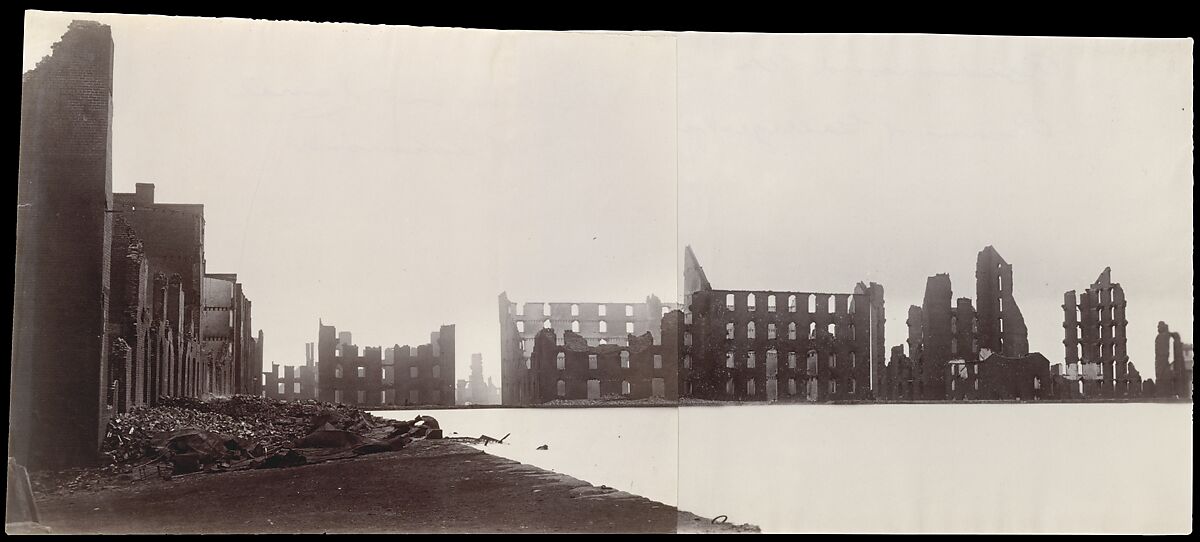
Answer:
103, 395, 384, 465
81, 395, 446, 485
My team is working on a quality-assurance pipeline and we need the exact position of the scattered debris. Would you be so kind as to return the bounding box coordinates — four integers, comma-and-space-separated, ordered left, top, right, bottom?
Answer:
536, 445, 549, 451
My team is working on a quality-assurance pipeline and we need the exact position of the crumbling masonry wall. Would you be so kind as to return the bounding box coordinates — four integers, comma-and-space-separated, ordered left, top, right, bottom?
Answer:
498, 292, 679, 405
524, 312, 682, 403
12, 21, 115, 469
317, 322, 455, 406
1063, 267, 1133, 398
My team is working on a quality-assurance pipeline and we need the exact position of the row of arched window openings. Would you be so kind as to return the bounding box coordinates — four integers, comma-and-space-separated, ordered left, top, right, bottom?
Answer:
721, 321, 856, 341
334, 364, 439, 379
707, 349, 855, 371
516, 320, 637, 334
724, 293, 857, 314
556, 379, 649, 397
551, 351, 664, 370
516, 303, 670, 318
720, 377, 857, 396
332, 389, 434, 405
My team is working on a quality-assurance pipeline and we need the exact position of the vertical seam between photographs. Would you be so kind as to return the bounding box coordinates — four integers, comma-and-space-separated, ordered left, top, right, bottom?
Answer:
673, 33, 681, 530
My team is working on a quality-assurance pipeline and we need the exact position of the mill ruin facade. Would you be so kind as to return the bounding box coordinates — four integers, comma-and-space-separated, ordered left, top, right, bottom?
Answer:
681, 247, 887, 402
316, 322, 456, 407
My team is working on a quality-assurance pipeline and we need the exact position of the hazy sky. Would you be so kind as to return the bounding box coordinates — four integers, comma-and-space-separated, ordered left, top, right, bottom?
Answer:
23, 12, 1193, 386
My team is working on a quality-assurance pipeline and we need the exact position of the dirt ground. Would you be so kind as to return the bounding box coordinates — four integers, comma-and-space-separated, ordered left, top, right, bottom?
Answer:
28, 440, 756, 534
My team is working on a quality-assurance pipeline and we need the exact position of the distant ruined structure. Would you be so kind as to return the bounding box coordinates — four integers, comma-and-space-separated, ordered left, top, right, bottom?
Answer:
681, 247, 887, 402
526, 313, 682, 402
498, 292, 679, 405
317, 322, 455, 406
457, 353, 500, 405
882, 246, 1049, 401
1155, 322, 1193, 400
264, 342, 318, 401
1061, 268, 1142, 398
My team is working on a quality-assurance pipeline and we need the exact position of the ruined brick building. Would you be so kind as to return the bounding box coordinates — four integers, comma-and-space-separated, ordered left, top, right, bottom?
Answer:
882, 246, 1050, 401
13, 22, 264, 469
1154, 322, 1193, 400
681, 247, 887, 402
522, 312, 682, 403
264, 343, 318, 401
1061, 268, 1145, 398
316, 322, 455, 406
457, 353, 501, 405
12, 21, 116, 470
498, 292, 680, 405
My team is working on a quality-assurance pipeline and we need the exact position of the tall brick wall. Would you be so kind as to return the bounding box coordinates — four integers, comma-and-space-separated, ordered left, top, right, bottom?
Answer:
12, 21, 115, 469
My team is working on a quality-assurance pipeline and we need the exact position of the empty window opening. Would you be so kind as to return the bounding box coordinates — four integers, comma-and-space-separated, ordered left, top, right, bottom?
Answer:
293, 382, 301, 394
747, 351, 756, 368
829, 380, 837, 395
410, 366, 419, 378
587, 379, 601, 399
557, 380, 566, 397
652, 378, 666, 398
951, 316, 958, 334
335, 364, 344, 378
684, 332, 692, 346
748, 295, 757, 311
625, 305, 634, 317
768, 295, 777, 312
788, 378, 797, 395
571, 304, 579, 316
357, 367, 365, 378
725, 378, 734, 395
543, 319, 552, 329
788, 295, 798, 313
849, 378, 856, 394
598, 305, 607, 316
334, 389, 343, 404
557, 353, 565, 370
625, 322, 634, 333
829, 353, 838, 368
827, 296, 836, 313
516, 321, 525, 333
747, 379, 757, 395
654, 354, 663, 369
809, 322, 817, 339
571, 320, 580, 333
621, 381, 631, 395
726, 352, 735, 368
278, 382, 285, 395
357, 390, 366, 404
599, 339, 608, 345
543, 303, 551, 316
788, 322, 797, 340
808, 295, 817, 313
726, 322, 735, 339
788, 351, 797, 369
726, 293, 736, 310
589, 354, 598, 370
747, 321, 756, 339
849, 352, 856, 369
826, 323, 835, 337
768, 323, 777, 339
806, 351, 818, 373
515, 304, 525, 316
599, 320, 608, 333
620, 351, 630, 368
683, 355, 692, 369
